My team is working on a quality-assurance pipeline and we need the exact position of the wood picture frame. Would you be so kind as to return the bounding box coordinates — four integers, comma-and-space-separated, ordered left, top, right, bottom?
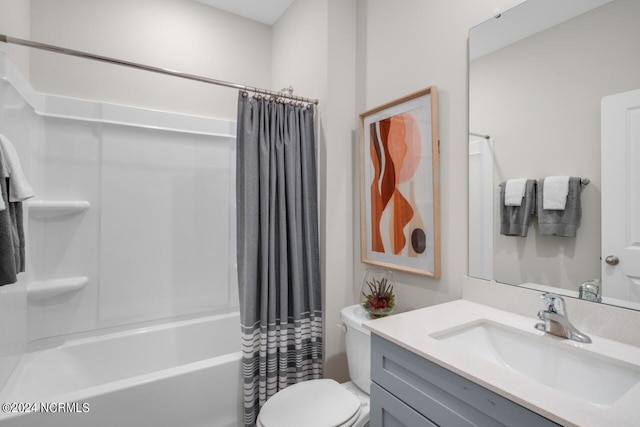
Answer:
359, 87, 440, 277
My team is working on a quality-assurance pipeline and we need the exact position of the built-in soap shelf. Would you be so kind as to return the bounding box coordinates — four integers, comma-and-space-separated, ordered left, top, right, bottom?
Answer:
27, 200, 90, 219
27, 276, 89, 301
26, 200, 91, 300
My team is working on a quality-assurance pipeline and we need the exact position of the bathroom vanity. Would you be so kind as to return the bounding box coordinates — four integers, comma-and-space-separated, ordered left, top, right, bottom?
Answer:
370, 334, 557, 426
364, 300, 640, 427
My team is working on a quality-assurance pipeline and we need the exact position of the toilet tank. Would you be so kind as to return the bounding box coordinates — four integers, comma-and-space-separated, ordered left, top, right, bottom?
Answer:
340, 305, 371, 394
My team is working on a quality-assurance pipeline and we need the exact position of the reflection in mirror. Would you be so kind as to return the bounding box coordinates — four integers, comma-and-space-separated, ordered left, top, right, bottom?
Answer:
468, 0, 640, 310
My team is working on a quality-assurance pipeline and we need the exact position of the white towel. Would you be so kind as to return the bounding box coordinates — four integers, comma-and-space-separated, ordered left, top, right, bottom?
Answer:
543, 176, 570, 210
0, 148, 6, 212
505, 178, 528, 206
0, 133, 34, 203
0, 148, 7, 179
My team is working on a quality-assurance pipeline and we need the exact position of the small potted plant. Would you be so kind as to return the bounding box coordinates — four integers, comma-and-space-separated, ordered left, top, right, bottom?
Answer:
360, 268, 396, 318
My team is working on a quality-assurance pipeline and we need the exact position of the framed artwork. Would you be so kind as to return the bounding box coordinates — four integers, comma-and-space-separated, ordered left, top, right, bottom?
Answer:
359, 87, 440, 277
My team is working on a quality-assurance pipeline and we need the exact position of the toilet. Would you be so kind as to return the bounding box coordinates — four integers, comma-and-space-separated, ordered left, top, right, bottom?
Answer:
256, 304, 371, 427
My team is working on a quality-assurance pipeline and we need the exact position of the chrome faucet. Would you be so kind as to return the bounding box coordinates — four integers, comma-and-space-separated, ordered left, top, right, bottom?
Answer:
578, 279, 602, 303
535, 292, 592, 343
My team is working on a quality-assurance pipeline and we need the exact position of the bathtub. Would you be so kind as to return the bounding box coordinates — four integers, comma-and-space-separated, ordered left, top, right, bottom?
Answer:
0, 312, 242, 427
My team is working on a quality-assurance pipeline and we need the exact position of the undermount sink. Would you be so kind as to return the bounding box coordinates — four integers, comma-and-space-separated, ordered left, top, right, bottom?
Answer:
432, 321, 640, 406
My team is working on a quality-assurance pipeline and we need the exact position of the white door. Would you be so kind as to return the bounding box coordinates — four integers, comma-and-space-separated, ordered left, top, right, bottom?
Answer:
601, 89, 640, 304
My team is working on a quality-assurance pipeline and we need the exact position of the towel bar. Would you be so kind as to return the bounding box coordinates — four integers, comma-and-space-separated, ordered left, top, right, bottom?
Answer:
499, 177, 590, 187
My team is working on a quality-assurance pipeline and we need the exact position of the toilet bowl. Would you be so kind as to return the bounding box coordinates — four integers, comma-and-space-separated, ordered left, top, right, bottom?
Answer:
256, 305, 371, 427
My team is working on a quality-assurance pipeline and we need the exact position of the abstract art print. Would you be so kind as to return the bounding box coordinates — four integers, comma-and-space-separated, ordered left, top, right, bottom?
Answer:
359, 87, 440, 277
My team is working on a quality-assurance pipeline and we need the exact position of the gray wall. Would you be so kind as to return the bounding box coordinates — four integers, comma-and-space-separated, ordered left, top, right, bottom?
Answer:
353, 0, 523, 313
29, 0, 272, 120
0, 0, 31, 76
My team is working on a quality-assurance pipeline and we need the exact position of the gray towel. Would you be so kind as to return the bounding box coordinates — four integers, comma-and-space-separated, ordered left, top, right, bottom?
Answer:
500, 179, 536, 237
14, 200, 25, 273
537, 177, 582, 237
0, 177, 18, 286
0, 146, 24, 286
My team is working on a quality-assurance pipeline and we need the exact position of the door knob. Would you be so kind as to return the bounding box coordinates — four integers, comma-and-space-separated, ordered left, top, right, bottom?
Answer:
605, 255, 620, 266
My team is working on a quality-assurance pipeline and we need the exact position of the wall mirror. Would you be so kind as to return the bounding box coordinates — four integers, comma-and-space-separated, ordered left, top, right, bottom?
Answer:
468, 0, 640, 310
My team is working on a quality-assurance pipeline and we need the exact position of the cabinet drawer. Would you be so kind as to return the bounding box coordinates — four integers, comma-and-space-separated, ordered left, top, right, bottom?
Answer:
371, 382, 437, 427
371, 334, 559, 427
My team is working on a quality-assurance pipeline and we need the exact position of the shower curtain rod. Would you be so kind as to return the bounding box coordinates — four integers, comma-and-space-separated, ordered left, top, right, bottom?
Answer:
469, 132, 491, 140
0, 34, 319, 105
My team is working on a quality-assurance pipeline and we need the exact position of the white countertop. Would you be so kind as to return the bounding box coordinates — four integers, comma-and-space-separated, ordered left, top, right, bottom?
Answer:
363, 299, 640, 427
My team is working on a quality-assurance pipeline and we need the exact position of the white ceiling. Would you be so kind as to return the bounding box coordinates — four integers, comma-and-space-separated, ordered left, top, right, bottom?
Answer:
196, 0, 294, 25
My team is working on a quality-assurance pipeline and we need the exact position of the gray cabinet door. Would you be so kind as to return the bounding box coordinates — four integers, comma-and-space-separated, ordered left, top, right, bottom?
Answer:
370, 382, 437, 427
371, 334, 559, 427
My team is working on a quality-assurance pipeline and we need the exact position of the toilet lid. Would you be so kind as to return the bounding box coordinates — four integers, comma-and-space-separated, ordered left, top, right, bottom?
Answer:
258, 379, 361, 427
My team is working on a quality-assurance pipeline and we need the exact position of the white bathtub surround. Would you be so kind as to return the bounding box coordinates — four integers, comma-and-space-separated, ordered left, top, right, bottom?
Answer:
0, 49, 239, 345
26, 200, 90, 219
27, 276, 89, 301
0, 49, 32, 392
0, 312, 242, 427
236, 94, 322, 426
0, 48, 243, 425
364, 299, 640, 427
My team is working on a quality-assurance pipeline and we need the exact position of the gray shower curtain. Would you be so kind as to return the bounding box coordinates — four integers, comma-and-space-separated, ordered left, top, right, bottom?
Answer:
236, 93, 322, 426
